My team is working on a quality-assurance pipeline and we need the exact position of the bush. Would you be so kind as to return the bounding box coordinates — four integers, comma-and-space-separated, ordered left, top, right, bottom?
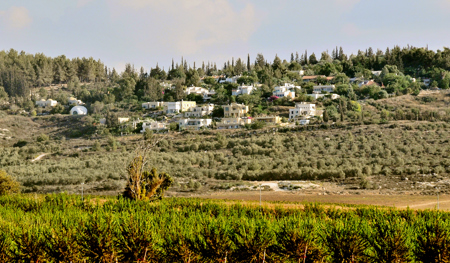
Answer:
143, 129, 153, 140
0, 170, 20, 195
36, 134, 49, 142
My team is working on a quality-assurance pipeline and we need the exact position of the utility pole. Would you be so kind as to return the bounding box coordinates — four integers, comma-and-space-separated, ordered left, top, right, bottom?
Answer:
437, 187, 440, 210
260, 183, 262, 207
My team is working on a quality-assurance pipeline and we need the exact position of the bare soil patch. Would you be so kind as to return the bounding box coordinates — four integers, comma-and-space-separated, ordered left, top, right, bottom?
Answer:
192, 191, 450, 210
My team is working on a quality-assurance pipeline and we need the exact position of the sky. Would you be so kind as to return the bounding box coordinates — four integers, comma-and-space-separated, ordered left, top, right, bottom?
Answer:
1, 0, 450, 73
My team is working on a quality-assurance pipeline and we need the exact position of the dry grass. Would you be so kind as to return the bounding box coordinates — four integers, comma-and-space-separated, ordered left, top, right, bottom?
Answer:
377, 90, 450, 112
194, 191, 450, 210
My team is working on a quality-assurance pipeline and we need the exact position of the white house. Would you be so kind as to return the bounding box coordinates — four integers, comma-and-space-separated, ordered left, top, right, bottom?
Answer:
371, 71, 382, 77
70, 106, 88, 116
223, 103, 249, 118
289, 103, 316, 120
217, 117, 252, 129
99, 117, 130, 125
36, 99, 58, 107
307, 93, 340, 100
141, 121, 168, 132
142, 102, 164, 109
273, 83, 299, 99
232, 85, 256, 96
185, 86, 216, 100
179, 118, 212, 129
423, 78, 431, 87
313, 85, 336, 94
219, 75, 240, 84
184, 104, 214, 118
299, 119, 310, 125
68, 97, 83, 105
164, 101, 197, 114
118, 118, 129, 124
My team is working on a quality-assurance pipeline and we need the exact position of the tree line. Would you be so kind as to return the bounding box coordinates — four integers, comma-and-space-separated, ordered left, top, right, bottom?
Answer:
2, 45, 450, 109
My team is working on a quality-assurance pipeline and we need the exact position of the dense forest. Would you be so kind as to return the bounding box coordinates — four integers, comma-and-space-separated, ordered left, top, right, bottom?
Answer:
2, 45, 450, 112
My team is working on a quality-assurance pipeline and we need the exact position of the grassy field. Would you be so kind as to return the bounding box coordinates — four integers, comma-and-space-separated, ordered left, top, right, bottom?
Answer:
1, 193, 450, 262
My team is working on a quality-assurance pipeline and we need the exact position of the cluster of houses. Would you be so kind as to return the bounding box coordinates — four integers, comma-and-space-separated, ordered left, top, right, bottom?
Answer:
34, 76, 346, 130
35, 97, 88, 116
139, 99, 322, 132
137, 80, 347, 132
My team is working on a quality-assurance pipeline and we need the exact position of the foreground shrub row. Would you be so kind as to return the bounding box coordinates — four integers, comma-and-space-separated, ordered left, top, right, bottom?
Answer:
0, 194, 450, 262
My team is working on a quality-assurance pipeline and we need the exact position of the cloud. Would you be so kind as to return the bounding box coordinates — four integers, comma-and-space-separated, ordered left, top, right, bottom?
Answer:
0, 6, 32, 29
106, 0, 259, 55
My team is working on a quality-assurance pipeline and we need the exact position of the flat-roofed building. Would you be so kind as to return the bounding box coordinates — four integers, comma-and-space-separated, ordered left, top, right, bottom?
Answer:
216, 117, 252, 129
289, 103, 316, 120
142, 101, 164, 109
313, 85, 336, 94
223, 103, 248, 118
179, 118, 212, 129
184, 104, 214, 118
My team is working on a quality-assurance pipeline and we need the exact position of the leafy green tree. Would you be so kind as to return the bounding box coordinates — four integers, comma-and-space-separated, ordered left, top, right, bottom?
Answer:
39, 87, 48, 99
318, 62, 337, 76
174, 81, 186, 101
320, 51, 332, 63
167, 66, 186, 80
186, 93, 204, 104
117, 77, 136, 101
105, 111, 119, 129
309, 53, 318, 64
51, 104, 66, 114
185, 68, 201, 87
334, 73, 350, 84
203, 77, 217, 85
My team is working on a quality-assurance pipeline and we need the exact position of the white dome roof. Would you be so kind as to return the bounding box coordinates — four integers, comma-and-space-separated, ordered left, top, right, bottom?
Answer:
70, 106, 88, 115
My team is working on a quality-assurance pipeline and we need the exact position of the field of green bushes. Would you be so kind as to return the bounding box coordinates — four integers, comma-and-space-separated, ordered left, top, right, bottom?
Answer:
0, 194, 449, 262
1, 120, 450, 194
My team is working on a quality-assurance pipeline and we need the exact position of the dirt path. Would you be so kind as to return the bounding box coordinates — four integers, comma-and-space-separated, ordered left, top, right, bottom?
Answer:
31, 153, 49, 162
402, 198, 450, 208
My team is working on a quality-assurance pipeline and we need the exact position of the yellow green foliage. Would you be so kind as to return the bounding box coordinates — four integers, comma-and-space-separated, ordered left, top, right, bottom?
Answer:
0, 170, 20, 195
123, 156, 173, 201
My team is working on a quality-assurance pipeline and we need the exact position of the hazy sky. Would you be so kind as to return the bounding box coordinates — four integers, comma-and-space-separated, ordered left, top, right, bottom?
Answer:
1, 0, 450, 72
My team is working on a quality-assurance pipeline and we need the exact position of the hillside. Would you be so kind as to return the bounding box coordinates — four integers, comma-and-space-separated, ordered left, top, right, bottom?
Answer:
1, 92, 450, 197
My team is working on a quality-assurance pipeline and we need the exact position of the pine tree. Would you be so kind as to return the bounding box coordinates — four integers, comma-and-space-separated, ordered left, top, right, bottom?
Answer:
339, 46, 345, 61
247, 54, 251, 72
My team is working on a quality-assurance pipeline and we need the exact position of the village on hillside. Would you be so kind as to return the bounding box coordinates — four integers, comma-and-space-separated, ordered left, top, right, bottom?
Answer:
29, 68, 432, 135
